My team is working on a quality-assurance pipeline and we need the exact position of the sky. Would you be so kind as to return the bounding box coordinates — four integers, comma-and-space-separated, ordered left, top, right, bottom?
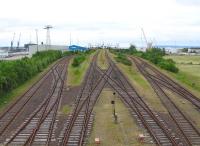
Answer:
0, 0, 200, 47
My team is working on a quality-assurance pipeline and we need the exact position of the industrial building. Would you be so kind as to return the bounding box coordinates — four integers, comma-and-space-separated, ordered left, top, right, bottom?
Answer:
28, 44, 68, 56
69, 45, 88, 52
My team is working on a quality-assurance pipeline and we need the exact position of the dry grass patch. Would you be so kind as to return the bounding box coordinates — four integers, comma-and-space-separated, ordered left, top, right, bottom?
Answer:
97, 49, 109, 70
87, 88, 153, 146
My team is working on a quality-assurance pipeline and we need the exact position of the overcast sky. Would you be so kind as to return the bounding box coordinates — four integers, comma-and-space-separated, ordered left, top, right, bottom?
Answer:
0, 0, 200, 47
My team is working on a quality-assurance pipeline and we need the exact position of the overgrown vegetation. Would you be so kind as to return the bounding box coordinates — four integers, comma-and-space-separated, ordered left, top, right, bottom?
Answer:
72, 55, 86, 67
0, 50, 62, 98
115, 53, 132, 66
110, 45, 179, 73
67, 49, 96, 86
62, 51, 76, 57
141, 48, 179, 73
71, 50, 95, 67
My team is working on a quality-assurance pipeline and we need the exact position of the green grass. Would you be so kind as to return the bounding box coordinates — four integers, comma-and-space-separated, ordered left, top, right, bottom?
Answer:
87, 88, 154, 146
109, 52, 167, 113
67, 52, 95, 86
164, 55, 200, 95
60, 105, 71, 115
114, 53, 132, 66
165, 55, 200, 64
0, 61, 57, 111
97, 49, 108, 70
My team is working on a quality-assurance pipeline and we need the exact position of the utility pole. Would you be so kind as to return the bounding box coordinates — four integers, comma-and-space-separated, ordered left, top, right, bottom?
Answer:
35, 29, 39, 52
44, 25, 53, 50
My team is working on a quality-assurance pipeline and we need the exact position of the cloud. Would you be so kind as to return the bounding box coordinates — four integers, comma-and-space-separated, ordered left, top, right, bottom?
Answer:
176, 0, 200, 6
0, 0, 200, 47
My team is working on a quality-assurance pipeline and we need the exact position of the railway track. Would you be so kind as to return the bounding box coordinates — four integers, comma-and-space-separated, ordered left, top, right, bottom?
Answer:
94, 53, 182, 146
1, 50, 199, 146
132, 57, 200, 146
0, 58, 69, 146
59, 54, 112, 146
0, 63, 54, 139
131, 57, 200, 110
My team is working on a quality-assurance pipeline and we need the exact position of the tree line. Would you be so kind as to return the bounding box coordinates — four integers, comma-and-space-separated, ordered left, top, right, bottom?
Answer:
110, 45, 179, 73
0, 50, 63, 97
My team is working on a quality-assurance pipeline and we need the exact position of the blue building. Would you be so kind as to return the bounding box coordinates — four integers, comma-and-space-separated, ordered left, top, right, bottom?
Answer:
69, 45, 88, 52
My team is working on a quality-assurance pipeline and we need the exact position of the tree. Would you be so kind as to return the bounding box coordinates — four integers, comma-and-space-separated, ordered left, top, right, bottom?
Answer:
129, 44, 137, 52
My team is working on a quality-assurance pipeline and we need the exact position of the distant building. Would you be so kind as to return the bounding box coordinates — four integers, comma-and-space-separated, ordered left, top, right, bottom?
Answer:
188, 48, 200, 54
0, 44, 69, 60
69, 45, 88, 52
28, 44, 68, 57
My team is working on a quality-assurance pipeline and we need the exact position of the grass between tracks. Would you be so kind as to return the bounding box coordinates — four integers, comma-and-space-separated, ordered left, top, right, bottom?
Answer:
87, 88, 154, 146
163, 55, 200, 98
60, 105, 71, 115
0, 60, 58, 111
109, 52, 167, 113
67, 51, 96, 86
97, 49, 109, 70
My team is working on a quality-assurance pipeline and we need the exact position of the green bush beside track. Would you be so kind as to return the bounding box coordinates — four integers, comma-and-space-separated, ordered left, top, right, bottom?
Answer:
0, 50, 63, 97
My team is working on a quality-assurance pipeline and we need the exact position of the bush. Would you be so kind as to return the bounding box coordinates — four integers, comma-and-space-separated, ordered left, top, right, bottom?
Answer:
158, 59, 179, 73
72, 55, 86, 67
0, 50, 62, 97
71, 50, 95, 67
141, 48, 178, 73
115, 53, 132, 66
62, 51, 75, 57
110, 46, 179, 73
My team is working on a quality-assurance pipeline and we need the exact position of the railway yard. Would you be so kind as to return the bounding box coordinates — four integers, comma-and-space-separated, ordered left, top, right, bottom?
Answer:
0, 49, 199, 146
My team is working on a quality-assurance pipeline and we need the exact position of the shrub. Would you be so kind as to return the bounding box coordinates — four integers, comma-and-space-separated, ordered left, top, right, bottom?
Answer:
110, 46, 179, 73
72, 55, 86, 67
0, 50, 62, 97
62, 51, 75, 57
158, 59, 179, 73
115, 53, 132, 66
71, 49, 95, 67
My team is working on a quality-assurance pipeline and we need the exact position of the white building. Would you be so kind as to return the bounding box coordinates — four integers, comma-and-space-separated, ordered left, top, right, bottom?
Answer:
188, 48, 200, 54
28, 44, 68, 57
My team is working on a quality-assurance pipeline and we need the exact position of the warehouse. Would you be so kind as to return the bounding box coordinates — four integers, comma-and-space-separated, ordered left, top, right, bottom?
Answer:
69, 45, 88, 52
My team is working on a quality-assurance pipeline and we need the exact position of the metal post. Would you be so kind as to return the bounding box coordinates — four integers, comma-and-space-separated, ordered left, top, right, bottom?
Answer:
112, 92, 118, 124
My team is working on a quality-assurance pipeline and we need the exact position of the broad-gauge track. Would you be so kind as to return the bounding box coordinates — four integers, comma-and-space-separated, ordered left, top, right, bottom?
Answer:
1, 50, 199, 146
132, 57, 200, 110
132, 57, 200, 146
0, 57, 69, 146
94, 53, 181, 146
59, 53, 112, 146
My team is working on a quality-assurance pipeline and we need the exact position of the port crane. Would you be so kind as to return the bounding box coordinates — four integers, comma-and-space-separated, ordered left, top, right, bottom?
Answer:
10, 33, 16, 51
17, 33, 21, 49
141, 28, 153, 51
